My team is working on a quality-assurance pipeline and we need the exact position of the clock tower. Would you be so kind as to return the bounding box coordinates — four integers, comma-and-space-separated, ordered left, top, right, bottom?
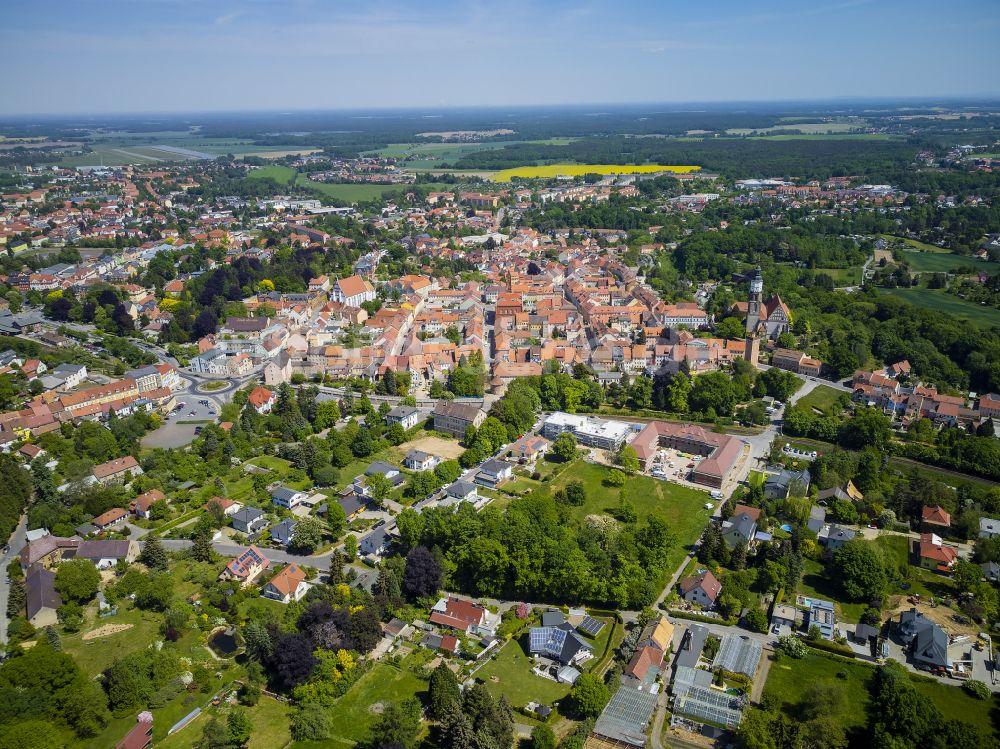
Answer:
745, 267, 764, 335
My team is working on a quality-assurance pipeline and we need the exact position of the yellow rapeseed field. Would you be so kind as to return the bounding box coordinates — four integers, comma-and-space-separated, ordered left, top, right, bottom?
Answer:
492, 163, 699, 182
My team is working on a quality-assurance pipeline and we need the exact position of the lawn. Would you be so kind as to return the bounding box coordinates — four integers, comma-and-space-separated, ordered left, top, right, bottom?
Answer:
795, 385, 848, 416
764, 652, 872, 735
797, 558, 866, 624
877, 287, 1000, 329
548, 459, 715, 575
476, 639, 571, 709
901, 250, 1000, 274
815, 267, 862, 285
319, 663, 428, 745
247, 695, 294, 749
765, 651, 999, 739
872, 534, 955, 600
248, 164, 297, 185
301, 179, 454, 204
62, 605, 164, 677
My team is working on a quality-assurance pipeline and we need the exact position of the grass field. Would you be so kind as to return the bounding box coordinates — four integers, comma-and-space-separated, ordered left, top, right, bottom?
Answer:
797, 559, 867, 623
727, 122, 866, 135
321, 664, 427, 745
493, 163, 699, 182
301, 178, 453, 203
547, 459, 715, 574
877, 287, 1000, 329
884, 235, 951, 253
815, 266, 863, 285
476, 639, 572, 708
795, 385, 848, 416
764, 651, 999, 739
901, 250, 1000, 274
746, 133, 897, 141
248, 164, 298, 185
367, 138, 577, 169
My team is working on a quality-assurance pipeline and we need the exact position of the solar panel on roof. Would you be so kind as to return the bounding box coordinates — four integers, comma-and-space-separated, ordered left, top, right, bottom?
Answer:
578, 615, 606, 637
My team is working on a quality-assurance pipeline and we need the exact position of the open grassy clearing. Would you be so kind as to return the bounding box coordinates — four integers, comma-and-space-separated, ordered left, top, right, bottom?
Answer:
877, 287, 1000, 329
900, 250, 1000, 274
319, 663, 428, 745
795, 384, 849, 416
248, 164, 298, 185
745, 133, 898, 141
883, 235, 951, 253
727, 121, 866, 135
493, 163, 700, 182
302, 178, 454, 203
797, 558, 866, 623
816, 266, 863, 285
547, 458, 715, 574
476, 639, 572, 708
764, 651, 999, 738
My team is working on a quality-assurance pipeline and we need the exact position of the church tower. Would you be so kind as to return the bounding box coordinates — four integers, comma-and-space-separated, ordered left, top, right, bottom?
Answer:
745, 266, 764, 335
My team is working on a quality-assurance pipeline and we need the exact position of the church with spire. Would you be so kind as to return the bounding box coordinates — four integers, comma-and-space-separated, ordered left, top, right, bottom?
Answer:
740, 267, 791, 340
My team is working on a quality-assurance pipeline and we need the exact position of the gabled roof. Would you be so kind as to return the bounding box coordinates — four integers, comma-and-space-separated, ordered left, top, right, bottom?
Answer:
225, 545, 269, 579
265, 563, 307, 596
679, 570, 722, 602
248, 387, 275, 408
922, 505, 951, 527
93, 455, 140, 479
25, 564, 61, 619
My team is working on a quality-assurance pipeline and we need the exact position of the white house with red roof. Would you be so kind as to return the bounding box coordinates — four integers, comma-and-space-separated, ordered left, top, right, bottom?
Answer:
429, 596, 500, 637
331, 275, 376, 308
679, 570, 722, 608
261, 563, 310, 604
248, 386, 277, 414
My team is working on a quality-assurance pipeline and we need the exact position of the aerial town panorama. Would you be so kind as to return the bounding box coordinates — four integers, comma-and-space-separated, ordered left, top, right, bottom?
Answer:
1, 2, 1000, 749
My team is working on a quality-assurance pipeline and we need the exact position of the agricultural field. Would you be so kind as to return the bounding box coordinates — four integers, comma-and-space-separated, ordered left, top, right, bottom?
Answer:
493, 163, 700, 182
900, 250, 1000, 274
367, 138, 576, 170
727, 121, 867, 135
877, 287, 1000, 329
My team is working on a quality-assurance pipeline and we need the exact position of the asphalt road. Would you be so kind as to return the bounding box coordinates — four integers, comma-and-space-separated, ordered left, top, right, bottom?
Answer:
141, 375, 239, 449
0, 514, 28, 644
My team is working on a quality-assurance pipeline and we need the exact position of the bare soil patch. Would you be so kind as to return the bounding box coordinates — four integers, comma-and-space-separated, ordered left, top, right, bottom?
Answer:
398, 435, 464, 460
82, 623, 133, 641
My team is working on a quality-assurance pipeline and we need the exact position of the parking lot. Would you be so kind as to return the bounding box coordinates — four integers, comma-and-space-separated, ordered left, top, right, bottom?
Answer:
142, 393, 219, 449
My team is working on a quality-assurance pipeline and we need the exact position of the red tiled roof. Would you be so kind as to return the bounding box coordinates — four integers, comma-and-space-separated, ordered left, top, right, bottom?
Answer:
679, 570, 722, 601
922, 505, 951, 527
626, 645, 664, 681
92, 507, 127, 527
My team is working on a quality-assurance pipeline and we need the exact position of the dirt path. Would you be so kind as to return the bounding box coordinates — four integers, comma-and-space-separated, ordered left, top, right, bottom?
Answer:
82, 623, 133, 640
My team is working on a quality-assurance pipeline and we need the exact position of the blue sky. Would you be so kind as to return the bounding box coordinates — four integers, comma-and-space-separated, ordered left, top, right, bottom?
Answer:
3, 0, 999, 115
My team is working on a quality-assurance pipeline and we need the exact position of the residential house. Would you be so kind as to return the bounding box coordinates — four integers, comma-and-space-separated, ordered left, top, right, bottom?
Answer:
93, 456, 143, 484
231, 507, 268, 535
444, 480, 478, 505
922, 505, 951, 533
25, 564, 61, 627
92, 507, 128, 532
637, 616, 674, 652
77, 539, 135, 569
430, 596, 500, 637
771, 604, 800, 632
360, 525, 391, 557
807, 505, 826, 534
899, 608, 950, 669
764, 467, 810, 500
261, 563, 310, 604
918, 533, 959, 573
432, 400, 486, 438
625, 645, 664, 685
271, 486, 308, 509
204, 497, 242, 517
807, 599, 836, 640
679, 570, 722, 608
337, 493, 366, 520
270, 519, 297, 548
528, 623, 594, 666
248, 387, 277, 415
130, 489, 167, 519
817, 524, 856, 554
722, 505, 760, 548
386, 405, 421, 430
475, 458, 513, 489
979, 517, 1000, 540
365, 461, 404, 487
510, 435, 551, 463
220, 545, 270, 587
403, 449, 440, 472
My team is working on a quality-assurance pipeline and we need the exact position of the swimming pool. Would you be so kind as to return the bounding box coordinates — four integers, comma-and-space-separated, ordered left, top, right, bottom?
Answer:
780, 523, 793, 532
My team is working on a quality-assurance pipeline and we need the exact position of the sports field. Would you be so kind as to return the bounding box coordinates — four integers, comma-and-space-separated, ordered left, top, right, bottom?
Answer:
878, 287, 1000, 328
493, 163, 699, 182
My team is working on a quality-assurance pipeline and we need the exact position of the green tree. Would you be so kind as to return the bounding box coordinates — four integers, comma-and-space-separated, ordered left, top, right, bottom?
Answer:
616, 445, 640, 475
569, 672, 609, 718
228, 708, 253, 748
429, 662, 461, 719
551, 432, 578, 463
716, 316, 746, 340
365, 473, 393, 507
138, 536, 168, 570
289, 517, 325, 554
326, 500, 347, 538
530, 724, 556, 749
54, 559, 100, 603
831, 540, 888, 602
